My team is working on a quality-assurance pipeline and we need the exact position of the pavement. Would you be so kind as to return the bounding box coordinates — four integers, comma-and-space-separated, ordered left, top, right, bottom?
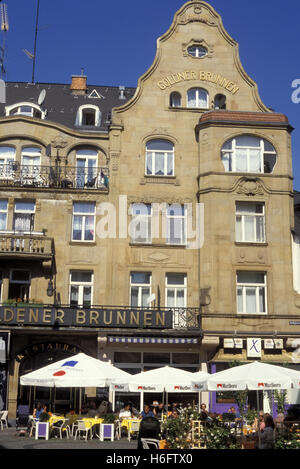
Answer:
0, 427, 138, 450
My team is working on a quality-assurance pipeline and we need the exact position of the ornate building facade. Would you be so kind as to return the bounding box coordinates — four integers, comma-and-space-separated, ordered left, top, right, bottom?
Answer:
1, 1, 300, 417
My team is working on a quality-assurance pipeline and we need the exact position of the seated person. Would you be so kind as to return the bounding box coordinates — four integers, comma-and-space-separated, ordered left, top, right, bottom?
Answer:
87, 401, 97, 418
128, 401, 139, 417
168, 409, 179, 419
33, 402, 43, 420
119, 403, 133, 420
137, 416, 161, 450
155, 403, 166, 420
141, 405, 155, 419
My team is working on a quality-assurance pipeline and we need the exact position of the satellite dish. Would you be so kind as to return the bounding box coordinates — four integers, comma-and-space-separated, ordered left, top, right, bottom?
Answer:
38, 89, 46, 105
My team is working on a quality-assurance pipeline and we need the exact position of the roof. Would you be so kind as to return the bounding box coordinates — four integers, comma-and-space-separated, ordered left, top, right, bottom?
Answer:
0, 81, 136, 132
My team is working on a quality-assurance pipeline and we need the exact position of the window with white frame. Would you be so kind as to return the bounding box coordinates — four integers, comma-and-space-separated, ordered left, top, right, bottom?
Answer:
75, 105, 101, 127
221, 136, 277, 174
6, 102, 45, 119
236, 202, 266, 243
187, 88, 209, 108
166, 204, 186, 245
72, 202, 96, 242
0, 200, 8, 231
166, 273, 187, 308
21, 147, 41, 181
69, 271, 93, 307
237, 272, 267, 314
0, 146, 16, 179
13, 200, 35, 232
146, 139, 174, 177
130, 272, 151, 308
130, 203, 152, 244
76, 148, 98, 188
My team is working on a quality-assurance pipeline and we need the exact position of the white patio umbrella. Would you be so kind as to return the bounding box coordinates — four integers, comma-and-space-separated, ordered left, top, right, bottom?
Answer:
192, 362, 300, 392
20, 352, 130, 388
111, 366, 202, 411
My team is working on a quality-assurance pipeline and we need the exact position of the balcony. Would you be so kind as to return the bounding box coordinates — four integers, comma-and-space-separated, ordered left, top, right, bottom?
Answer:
0, 232, 54, 260
0, 164, 109, 191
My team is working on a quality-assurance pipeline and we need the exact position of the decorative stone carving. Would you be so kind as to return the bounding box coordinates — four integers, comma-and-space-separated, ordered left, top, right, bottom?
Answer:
178, 5, 216, 26
51, 135, 68, 150
236, 247, 267, 265
236, 178, 265, 196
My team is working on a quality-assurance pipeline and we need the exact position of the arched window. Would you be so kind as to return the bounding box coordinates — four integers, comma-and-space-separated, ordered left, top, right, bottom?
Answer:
170, 92, 181, 108
187, 88, 209, 109
214, 94, 226, 110
221, 136, 277, 174
5, 102, 45, 119
187, 45, 208, 58
75, 105, 101, 127
146, 139, 174, 177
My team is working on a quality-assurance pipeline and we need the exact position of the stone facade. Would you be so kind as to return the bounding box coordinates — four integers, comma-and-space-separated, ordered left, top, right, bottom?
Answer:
0, 1, 300, 417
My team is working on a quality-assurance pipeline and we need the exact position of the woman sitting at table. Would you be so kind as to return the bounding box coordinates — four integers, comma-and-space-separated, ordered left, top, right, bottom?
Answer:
33, 402, 43, 420
258, 414, 275, 450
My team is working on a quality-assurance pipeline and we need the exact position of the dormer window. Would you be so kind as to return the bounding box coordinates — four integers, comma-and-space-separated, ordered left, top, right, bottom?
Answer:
76, 105, 101, 127
5, 102, 45, 119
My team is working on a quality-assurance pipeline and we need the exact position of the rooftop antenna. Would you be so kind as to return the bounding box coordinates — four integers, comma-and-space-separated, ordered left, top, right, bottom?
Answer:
0, 2, 9, 79
32, 0, 40, 83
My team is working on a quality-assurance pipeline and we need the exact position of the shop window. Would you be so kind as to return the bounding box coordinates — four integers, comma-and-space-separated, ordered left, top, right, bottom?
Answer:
130, 203, 152, 244
237, 271, 267, 314
0, 200, 8, 231
221, 135, 277, 174
187, 88, 209, 109
146, 139, 174, 177
13, 200, 35, 232
172, 353, 199, 365
8, 270, 31, 302
143, 353, 170, 364
130, 272, 151, 308
236, 202, 266, 243
69, 271, 93, 307
0, 146, 16, 180
170, 92, 181, 108
72, 202, 96, 242
166, 205, 187, 245
114, 352, 142, 364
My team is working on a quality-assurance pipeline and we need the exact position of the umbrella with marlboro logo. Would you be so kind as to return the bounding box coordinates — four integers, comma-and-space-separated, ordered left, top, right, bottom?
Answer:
122, 366, 195, 393
192, 361, 300, 392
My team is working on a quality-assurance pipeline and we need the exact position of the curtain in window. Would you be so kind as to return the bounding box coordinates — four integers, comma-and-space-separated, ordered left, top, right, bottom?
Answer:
13, 214, 33, 232
84, 215, 94, 241
0, 213, 6, 230
72, 215, 82, 240
245, 288, 257, 314
249, 149, 261, 172
235, 149, 248, 172
187, 89, 197, 107
155, 152, 165, 175
146, 152, 152, 175
198, 89, 208, 108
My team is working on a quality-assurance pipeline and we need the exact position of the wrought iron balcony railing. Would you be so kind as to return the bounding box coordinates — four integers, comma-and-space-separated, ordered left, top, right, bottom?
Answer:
0, 232, 54, 259
0, 164, 109, 190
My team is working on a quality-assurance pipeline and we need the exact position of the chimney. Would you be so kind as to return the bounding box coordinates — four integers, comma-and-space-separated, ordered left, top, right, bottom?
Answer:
70, 73, 87, 95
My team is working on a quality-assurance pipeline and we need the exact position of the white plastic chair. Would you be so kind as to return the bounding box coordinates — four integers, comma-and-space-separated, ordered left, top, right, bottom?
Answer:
0, 410, 8, 430
29, 418, 37, 438
115, 420, 121, 440
51, 418, 70, 439
141, 438, 160, 449
74, 420, 92, 441
128, 421, 140, 441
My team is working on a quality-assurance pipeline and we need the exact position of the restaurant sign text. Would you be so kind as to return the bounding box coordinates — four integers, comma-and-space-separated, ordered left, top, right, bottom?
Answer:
0, 306, 173, 329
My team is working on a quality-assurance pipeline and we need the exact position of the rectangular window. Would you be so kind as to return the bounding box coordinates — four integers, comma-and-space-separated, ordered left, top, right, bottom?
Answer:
69, 271, 93, 307
13, 200, 35, 232
0, 147, 16, 180
130, 272, 151, 308
72, 202, 96, 241
236, 202, 265, 243
130, 204, 152, 244
166, 205, 186, 245
8, 270, 31, 302
76, 149, 98, 188
0, 200, 8, 231
237, 271, 267, 314
166, 273, 187, 328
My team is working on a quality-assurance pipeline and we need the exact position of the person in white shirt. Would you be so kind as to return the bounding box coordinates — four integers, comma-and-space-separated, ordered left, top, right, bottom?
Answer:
119, 403, 133, 420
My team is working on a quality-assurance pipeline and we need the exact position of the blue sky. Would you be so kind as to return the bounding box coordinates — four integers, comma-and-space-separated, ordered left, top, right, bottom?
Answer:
3, 0, 300, 188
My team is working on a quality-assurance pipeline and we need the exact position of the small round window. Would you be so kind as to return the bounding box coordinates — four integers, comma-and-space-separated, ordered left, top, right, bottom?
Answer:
187, 45, 207, 58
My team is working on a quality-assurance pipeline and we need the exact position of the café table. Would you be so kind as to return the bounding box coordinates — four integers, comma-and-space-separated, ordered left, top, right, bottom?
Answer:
81, 417, 104, 439
120, 418, 141, 434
